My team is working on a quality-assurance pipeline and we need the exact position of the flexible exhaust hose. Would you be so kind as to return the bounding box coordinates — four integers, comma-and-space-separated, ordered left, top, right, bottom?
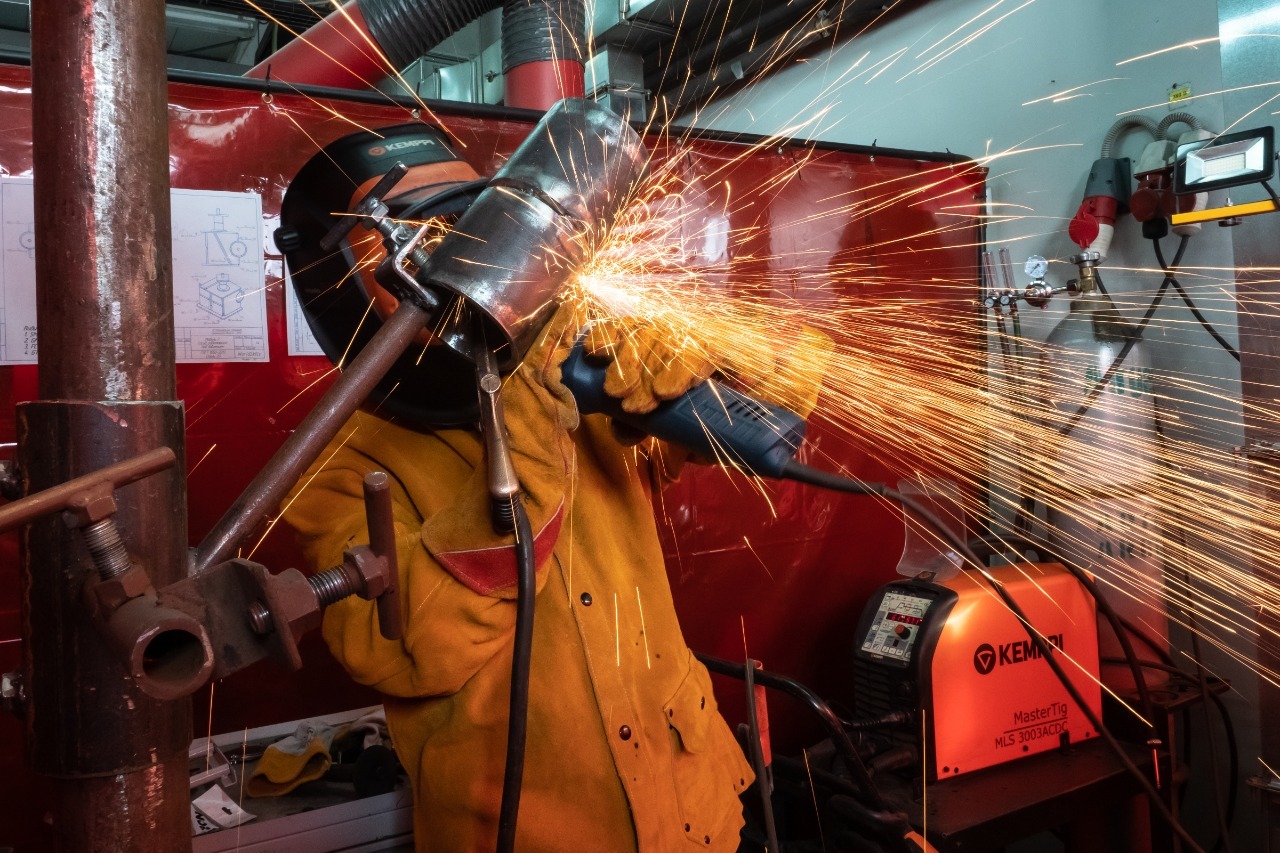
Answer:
361, 0, 503, 70
1099, 116, 1159, 158
502, 0, 586, 71
1158, 111, 1206, 140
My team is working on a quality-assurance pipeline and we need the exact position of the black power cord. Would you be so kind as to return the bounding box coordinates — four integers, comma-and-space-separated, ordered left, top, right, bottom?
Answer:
698, 655, 915, 852
1151, 236, 1239, 362
495, 496, 536, 853
777, 458, 1208, 853
1059, 237, 1187, 437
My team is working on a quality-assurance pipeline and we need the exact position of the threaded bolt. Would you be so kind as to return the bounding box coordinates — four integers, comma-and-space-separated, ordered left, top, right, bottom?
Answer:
81, 518, 131, 580
247, 600, 273, 635
247, 566, 360, 637
309, 566, 360, 607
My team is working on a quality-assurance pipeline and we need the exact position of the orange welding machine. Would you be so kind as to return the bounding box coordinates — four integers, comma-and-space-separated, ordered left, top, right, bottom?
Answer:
853, 563, 1102, 781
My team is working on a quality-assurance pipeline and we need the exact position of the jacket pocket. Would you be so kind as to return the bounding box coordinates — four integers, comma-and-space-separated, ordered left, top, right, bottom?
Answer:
663, 653, 753, 847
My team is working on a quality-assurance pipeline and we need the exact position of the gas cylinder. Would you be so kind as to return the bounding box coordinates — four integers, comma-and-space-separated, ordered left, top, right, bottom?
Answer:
1039, 253, 1168, 691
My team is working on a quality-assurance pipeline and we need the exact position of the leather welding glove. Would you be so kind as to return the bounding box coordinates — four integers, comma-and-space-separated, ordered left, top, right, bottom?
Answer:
583, 319, 715, 415
585, 318, 833, 419
246, 720, 340, 797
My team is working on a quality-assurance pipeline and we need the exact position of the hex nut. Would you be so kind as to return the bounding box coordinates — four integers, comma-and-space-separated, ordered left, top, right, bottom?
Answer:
346, 548, 390, 599
89, 565, 153, 613
267, 569, 323, 641
62, 485, 119, 527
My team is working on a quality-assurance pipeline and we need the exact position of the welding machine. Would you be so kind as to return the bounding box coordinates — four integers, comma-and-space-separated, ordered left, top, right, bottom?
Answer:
853, 563, 1102, 781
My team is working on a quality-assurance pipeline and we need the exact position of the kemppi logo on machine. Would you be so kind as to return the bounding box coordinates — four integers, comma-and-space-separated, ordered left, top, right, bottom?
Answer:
368, 138, 438, 157
973, 634, 1064, 675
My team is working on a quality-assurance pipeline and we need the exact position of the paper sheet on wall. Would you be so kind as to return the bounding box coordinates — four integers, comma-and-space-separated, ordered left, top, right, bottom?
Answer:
0, 178, 269, 364
284, 269, 325, 357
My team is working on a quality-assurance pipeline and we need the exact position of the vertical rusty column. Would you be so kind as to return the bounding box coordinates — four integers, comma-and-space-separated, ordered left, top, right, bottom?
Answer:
25, 0, 190, 850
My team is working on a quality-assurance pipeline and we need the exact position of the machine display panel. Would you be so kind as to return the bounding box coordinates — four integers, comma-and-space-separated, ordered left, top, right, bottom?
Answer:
860, 589, 933, 662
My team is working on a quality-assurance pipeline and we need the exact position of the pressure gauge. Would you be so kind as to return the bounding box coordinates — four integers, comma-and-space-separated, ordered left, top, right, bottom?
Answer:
1024, 255, 1049, 280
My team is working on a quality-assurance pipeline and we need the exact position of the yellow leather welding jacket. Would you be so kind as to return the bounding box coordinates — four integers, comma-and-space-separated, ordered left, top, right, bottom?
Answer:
284, 395, 753, 850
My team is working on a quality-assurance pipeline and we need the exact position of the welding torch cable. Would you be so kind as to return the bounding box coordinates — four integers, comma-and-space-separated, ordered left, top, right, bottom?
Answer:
743, 659, 781, 853
697, 655, 911, 841
1151, 236, 1240, 362
776, 459, 1209, 853
495, 495, 536, 853
698, 656, 893, 813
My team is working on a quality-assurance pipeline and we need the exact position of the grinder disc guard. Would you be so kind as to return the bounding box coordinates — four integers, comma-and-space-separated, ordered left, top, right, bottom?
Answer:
277, 124, 485, 429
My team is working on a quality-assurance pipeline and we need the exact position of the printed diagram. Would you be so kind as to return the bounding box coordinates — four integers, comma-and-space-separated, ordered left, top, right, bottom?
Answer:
170, 188, 269, 362
18, 223, 33, 259
0, 180, 39, 363
284, 269, 325, 357
197, 272, 246, 319
0, 180, 268, 365
204, 209, 252, 266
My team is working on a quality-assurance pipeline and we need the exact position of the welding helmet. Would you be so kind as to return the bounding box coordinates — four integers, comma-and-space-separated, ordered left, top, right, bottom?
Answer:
277, 124, 486, 428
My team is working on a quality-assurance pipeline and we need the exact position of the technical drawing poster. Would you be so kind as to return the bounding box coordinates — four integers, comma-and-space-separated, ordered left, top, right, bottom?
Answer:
171, 188, 268, 363
0, 179, 269, 364
0, 178, 37, 363
284, 269, 325, 357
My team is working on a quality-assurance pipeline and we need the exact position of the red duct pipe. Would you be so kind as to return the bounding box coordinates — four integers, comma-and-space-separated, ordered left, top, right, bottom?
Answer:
501, 0, 586, 109
505, 58, 583, 110
245, 3, 385, 90
247, 0, 586, 110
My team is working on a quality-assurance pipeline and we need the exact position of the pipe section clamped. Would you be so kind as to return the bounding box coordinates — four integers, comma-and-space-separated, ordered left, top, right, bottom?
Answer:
424, 98, 646, 369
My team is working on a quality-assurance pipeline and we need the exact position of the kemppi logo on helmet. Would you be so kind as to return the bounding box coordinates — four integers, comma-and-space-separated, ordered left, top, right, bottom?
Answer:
973, 643, 997, 675
368, 138, 438, 157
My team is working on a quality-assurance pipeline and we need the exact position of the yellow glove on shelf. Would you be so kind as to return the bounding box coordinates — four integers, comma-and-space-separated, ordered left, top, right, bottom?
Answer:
246, 720, 340, 798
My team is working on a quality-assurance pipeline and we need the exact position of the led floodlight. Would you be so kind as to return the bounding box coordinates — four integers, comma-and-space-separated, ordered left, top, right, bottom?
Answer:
1175, 126, 1275, 194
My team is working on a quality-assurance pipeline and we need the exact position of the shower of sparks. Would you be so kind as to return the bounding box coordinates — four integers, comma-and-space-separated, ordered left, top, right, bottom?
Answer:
538, 129, 1280, 694
247, 0, 1280, 703
1116, 34, 1280, 66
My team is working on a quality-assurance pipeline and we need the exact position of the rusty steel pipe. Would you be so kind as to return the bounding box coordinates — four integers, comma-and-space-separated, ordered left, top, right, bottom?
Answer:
0, 447, 174, 535
194, 299, 431, 573
27, 0, 189, 849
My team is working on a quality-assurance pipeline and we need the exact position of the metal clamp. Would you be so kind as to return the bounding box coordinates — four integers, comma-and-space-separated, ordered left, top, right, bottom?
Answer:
320, 162, 443, 313
242, 471, 403, 667
0, 447, 215, 701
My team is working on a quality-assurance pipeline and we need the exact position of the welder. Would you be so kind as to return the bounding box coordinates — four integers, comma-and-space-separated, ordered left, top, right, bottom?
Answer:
283, 303, 828, 849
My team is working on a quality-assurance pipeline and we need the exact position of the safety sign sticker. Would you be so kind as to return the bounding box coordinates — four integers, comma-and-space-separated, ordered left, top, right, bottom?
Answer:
0, 179, 269, 364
